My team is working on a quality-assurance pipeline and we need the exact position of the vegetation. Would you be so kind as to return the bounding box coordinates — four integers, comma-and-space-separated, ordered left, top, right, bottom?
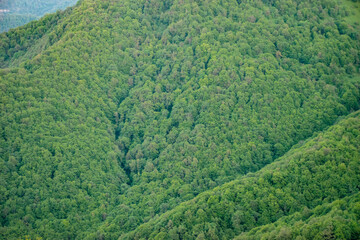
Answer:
235, 193, 360, 240
123, 112, 360, 239
0, 0, 359, 239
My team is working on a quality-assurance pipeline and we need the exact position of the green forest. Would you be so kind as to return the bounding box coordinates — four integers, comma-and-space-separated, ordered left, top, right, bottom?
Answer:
0, 0, 78, 32
0, 0, 359, 239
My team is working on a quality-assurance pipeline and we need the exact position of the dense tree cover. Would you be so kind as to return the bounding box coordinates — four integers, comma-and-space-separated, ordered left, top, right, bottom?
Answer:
0, 9, 74, 68
0, 0, 78, 33
0, 0, 359, 239
124, 112, 360, 239
235, 193, 360, 240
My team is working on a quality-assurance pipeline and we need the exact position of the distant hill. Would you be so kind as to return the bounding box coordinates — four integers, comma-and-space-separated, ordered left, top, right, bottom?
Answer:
0, 0, 78, 32
0, 13, 36, 33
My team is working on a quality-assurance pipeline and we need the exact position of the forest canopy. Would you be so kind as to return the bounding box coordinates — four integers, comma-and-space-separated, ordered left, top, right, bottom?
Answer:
0, 0, 359, 239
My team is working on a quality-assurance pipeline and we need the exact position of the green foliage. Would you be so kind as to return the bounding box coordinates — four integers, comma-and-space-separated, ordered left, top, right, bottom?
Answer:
0, 0, 359, 239
0, 10, 72, 68
236, 193, 360, 240
124, 113, 360, 239
342, 0, 360, 25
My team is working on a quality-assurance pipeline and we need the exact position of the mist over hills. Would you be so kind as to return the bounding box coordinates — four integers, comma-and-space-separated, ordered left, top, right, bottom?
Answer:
0, 0, 78, 32
0, 0, 359, 239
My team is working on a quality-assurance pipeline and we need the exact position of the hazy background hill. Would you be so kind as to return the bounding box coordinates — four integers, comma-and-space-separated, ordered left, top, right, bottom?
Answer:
0, 0, 359, 239
0, 0, 78, 32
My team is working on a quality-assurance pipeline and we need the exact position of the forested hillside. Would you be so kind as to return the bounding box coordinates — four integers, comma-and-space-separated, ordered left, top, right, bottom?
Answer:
0, 0, 359, 239
124, 112, 360, 239
235, 193, 360, 240
0, 0, 78, 32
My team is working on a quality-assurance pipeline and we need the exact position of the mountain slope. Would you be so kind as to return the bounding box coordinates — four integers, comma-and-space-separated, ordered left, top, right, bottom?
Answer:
0, 8, 74, 68
0, 0, 359, 239
235, 193, 360, 240
123, 111, 360, 239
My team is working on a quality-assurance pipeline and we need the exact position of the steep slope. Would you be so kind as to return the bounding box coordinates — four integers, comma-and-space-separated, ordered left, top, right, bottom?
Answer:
124, 111, 360, 239
0, 0, 79, 32
0, 0, 359, 239
0, 8, 74, 68
235, 193, 360, 240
